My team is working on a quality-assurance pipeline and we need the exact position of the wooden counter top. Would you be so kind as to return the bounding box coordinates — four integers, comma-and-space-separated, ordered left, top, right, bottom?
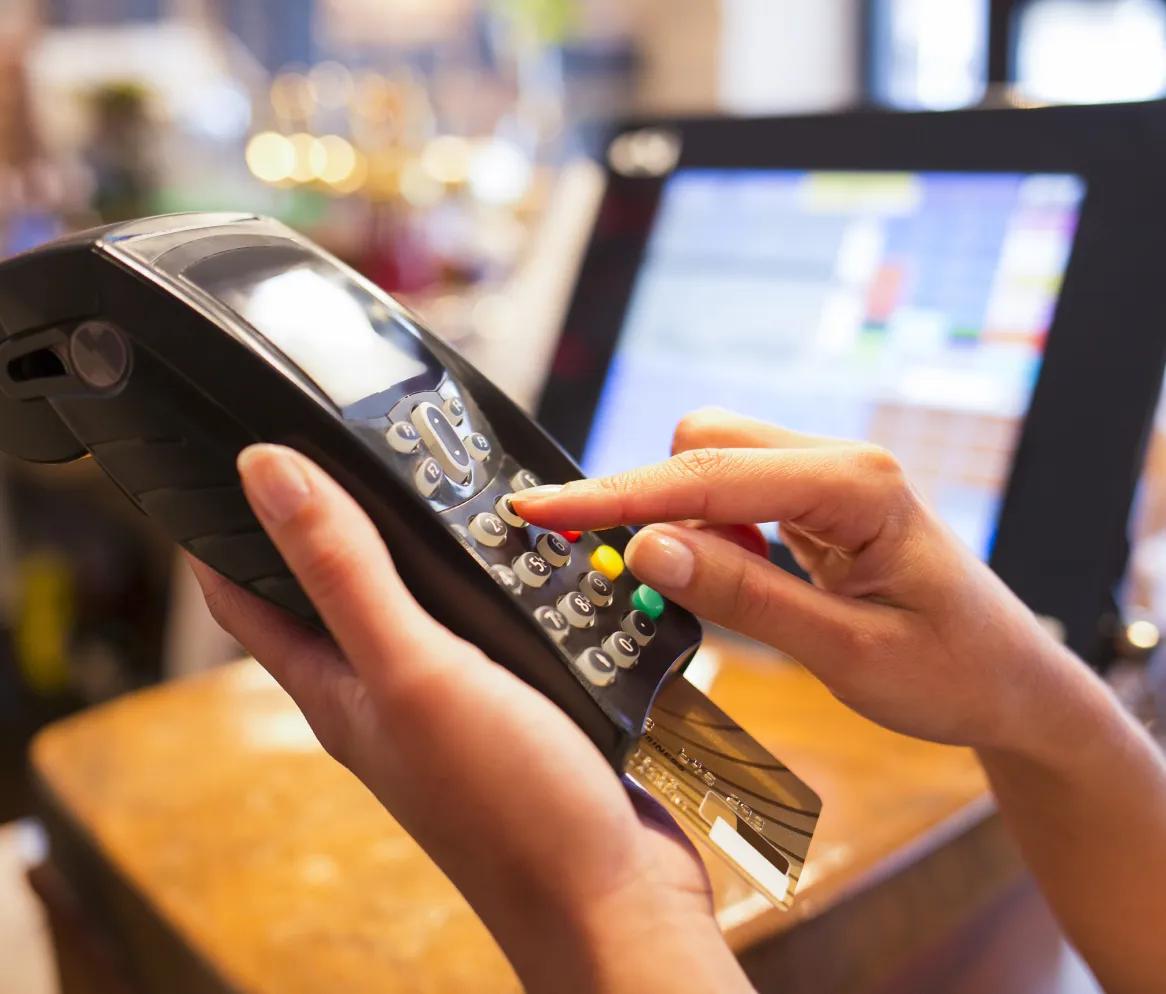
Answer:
29, 636, 1005, 994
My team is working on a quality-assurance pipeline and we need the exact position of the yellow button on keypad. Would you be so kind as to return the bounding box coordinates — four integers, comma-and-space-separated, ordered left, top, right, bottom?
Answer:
590, 544, 624, 581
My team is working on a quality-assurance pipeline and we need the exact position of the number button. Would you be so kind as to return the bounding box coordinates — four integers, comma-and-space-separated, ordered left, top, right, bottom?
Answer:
443, 396, 466, 425
490, 564, 522, 595
603, 631, 640, 669
513, 552, 552, 588
536, 532, 571, 568
575, 647, 616, 688
495, 495, 526, 527
558, 591, 596, 629
580, 571, 614, 607
621, 610, 656, 645
385, 421, 421, 454
510, 468, 540, 491
468, 513, 507, 548
414, 457, 443, 497
535, 605, 569, 642
467, 433, 491, 462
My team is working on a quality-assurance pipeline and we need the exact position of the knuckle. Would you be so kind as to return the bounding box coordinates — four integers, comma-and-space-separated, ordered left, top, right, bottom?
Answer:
853, 444, 901, 477
726, 559, 776, 629
851, 446, 909, 497
297, 539, 362, 604
840, 620, 895, 661
673, 446, 727, 482
201, 578, 241, 631
595, 471, 633, 496
672, 407, 726, 453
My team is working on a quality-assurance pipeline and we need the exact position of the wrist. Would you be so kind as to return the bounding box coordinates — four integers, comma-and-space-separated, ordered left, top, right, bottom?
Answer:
976, 635, 1118, 772
508, 884, 751, 994
576, 894, 753, 994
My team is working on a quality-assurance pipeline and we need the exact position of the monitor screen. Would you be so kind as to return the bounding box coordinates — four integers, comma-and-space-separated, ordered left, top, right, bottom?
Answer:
580, 169, 1087, 556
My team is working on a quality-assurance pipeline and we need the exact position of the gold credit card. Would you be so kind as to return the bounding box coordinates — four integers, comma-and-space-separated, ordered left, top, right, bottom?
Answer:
624, 675, 821, 909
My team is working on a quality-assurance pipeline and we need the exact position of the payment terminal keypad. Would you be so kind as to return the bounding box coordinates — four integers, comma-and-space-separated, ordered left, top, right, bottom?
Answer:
369, 374, 681, 733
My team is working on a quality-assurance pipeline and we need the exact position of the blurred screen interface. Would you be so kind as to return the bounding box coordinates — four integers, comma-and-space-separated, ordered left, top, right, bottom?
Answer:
581, 169, 1086, 557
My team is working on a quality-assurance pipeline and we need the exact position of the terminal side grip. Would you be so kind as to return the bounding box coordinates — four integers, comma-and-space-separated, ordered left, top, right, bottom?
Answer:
50, 348, 319, 625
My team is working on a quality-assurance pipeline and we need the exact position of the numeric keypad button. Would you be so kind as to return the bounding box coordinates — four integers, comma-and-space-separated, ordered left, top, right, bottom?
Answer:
510, 468, 540, 491
513, 552, 552, 588
468, 513, 507, 548
579, 571, 614, 607
489, 564, 522, 595
385, 421, 421, 454
535, 605, 569, 642
467, 433, 491, 462
536, 532, 571, 568
603, 631, 641, 669
495, 495, 526, 527
443, 396, 466, 425
575, 647, 617, 688
621, 610, 656, 645
558, 591, 596, 629
414, 457, 443, 497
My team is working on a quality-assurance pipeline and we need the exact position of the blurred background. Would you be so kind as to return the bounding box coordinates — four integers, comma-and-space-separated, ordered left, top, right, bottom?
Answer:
3, 0, 1166, 837
2, 2, 1166, 992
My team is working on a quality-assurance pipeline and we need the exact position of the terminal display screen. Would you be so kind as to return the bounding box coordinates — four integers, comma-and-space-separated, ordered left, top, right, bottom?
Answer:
581, 169, 1086, 555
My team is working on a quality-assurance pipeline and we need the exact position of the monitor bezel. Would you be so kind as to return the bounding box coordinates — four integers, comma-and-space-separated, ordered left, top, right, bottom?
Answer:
536, 101, 1166, 664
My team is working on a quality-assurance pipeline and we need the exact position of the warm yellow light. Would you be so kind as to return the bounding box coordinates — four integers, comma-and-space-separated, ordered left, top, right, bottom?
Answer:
420, 134, 471, 185
308, 61, 353, 110
245, 131, 296, 184
1127, 619, 1160, 651
318, 134, 358, 185
270, 72, 316, 119
399, 157, 444, 207
328, 152, 368, 195
289, 132, 327, 183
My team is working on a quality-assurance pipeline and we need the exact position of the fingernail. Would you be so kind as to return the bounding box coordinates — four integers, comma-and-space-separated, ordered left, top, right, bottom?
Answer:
238, 445, 312, 524
626, 527, 695, 589
511, 484, 564, 503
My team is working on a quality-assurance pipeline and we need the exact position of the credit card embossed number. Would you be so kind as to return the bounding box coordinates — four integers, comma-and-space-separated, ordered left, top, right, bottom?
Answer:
625, 676, 821, 909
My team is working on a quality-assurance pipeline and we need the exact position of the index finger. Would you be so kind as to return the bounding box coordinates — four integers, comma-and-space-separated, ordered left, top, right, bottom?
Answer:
512, 445, 907, 551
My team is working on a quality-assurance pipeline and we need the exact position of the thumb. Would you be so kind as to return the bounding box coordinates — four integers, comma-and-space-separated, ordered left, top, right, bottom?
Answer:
625, 523, 892, 678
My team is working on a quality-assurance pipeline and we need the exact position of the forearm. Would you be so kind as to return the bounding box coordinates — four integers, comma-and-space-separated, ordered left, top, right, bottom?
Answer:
502, 892, 756, 994
976, 647, 1166, 993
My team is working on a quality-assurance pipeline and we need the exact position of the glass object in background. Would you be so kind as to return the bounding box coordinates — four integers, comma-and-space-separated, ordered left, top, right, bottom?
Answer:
1015, 0, 1166, 103
719, 0, 861, 113
868, 0, 989, 109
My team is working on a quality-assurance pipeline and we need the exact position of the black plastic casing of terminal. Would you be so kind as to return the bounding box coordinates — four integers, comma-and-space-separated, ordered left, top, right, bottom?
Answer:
0, 213, 703, 768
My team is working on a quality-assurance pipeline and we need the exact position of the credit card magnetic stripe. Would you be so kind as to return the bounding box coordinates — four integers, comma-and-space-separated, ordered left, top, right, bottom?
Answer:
625, 676, 822, 909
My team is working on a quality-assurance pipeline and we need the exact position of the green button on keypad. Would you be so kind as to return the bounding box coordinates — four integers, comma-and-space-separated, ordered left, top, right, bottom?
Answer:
631, 584, 665, 620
